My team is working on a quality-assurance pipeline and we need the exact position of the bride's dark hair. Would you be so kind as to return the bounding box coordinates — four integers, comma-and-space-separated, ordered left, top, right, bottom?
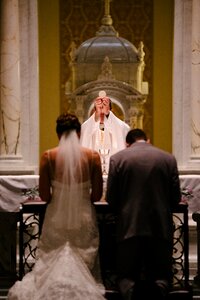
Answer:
56, 113, 81, 136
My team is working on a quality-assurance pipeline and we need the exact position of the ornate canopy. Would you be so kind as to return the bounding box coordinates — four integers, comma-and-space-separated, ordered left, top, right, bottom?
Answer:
65, 0, 148, 128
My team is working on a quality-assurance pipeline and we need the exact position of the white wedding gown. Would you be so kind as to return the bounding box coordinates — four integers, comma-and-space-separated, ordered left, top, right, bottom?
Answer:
7, 180, 106, 300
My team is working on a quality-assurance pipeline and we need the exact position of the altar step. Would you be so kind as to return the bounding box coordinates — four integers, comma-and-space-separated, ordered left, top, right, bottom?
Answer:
1, 287, 200, 299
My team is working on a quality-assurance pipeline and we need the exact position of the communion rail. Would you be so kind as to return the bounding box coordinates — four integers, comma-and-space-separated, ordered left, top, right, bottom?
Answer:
0, 202, 192, 298
192, 211, 200, 287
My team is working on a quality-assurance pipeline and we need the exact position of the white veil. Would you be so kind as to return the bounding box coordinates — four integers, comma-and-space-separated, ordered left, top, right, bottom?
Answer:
56, 130, 82, 184
52, 130, 87, 230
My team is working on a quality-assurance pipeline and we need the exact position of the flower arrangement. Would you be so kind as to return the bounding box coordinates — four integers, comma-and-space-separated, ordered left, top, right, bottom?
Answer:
21, 185, 41, 202
181, 187, 193, 204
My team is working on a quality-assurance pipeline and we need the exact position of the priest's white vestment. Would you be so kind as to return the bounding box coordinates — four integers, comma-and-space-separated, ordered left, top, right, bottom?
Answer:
80, 111, 130, 157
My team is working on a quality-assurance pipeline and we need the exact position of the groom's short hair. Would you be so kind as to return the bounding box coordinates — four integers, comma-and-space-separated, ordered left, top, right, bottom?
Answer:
126, 128, 147, 145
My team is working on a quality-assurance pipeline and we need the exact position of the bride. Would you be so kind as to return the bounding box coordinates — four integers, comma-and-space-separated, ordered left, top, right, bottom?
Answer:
7, 113, 106, 300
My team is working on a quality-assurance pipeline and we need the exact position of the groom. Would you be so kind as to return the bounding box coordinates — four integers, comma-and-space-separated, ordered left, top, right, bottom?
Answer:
106, 128, 181, 300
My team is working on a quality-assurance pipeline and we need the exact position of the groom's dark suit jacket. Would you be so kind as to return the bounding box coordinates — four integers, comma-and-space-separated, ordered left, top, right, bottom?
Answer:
106, 142, 181, 243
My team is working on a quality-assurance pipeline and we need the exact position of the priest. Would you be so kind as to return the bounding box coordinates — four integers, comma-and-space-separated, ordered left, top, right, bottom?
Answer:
80, 91, 130, 174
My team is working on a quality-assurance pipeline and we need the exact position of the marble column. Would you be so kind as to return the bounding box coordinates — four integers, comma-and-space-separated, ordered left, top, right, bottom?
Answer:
191, 0, 200, 155
0, 0, 21, 156
0, 0, 39, 175
173, 0, 200, 173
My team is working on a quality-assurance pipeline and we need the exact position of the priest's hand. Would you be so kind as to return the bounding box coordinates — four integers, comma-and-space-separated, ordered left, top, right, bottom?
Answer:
94, 96, 110, 122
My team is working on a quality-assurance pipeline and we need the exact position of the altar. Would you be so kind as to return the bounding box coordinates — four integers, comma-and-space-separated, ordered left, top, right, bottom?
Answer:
0, 174, 200, 213
0, 175, 40, 212
179, 175, 200, 213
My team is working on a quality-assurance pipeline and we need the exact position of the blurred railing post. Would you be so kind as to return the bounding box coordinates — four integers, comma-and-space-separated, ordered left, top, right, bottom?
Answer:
192, 211, 200, 287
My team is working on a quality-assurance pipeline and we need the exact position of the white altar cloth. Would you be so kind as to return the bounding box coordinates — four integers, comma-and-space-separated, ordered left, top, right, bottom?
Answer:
0, 175, 40, 212
0, 174, 200, 213
179, 175, 200, 213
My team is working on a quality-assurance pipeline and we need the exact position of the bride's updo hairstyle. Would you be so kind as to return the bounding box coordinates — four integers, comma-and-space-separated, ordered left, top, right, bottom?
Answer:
56, 113, 81, 136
